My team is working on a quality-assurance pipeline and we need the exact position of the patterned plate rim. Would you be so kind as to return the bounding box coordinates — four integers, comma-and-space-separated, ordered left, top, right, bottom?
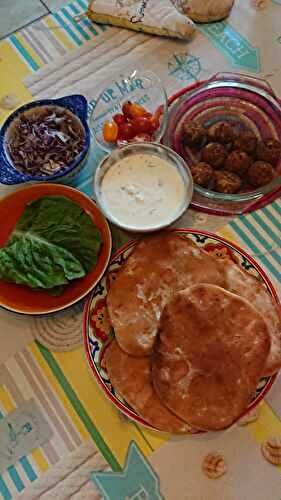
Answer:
83, 229, 279, 433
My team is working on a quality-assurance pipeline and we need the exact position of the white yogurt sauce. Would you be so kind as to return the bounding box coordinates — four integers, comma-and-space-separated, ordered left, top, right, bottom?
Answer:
101, 154, 186, 229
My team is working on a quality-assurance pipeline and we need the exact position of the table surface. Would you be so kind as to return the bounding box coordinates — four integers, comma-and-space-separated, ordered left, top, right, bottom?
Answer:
0, 1, 281, 499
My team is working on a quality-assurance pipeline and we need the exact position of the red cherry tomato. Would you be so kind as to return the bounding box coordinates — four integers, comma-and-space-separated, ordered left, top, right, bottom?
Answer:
154, 105, 164, 121
132, 116, 154, 134
129, 103, 149, 118
118, 121, 136, 141
113, 113, 126, 126
103, 121, 118, 143
122, 101, 133, 118
150, 116, 160, 132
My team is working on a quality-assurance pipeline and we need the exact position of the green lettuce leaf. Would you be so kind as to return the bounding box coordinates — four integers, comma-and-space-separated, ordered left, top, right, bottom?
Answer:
0, 195, 102, 295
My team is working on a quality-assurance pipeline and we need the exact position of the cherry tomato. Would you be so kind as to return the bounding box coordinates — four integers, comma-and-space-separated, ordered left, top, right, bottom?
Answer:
150, 116, 160, 132
143, 111, 153, 120
132, 116, 153, 134
122, 101, 133, 118
103, 121, 118, 143
129, 103, 149, 118
154, 105, 164, 121
118, 121, 135, 141
113, 113, 126, 126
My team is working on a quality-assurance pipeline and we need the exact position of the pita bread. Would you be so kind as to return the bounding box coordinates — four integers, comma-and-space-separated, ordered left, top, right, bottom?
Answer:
105, 339, 191, 433
174, 0, 234, 22
219, 258, 281, 376
153, 284, 270, 431
88, 0, 195, 40
107, 233, 225, 356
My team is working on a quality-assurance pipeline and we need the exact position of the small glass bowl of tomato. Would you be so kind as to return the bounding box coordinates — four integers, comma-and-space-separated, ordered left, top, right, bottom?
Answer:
89, 69, 168, 152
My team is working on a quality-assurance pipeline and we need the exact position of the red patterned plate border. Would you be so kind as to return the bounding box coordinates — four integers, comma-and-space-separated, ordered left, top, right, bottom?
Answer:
83, 229, 279, 433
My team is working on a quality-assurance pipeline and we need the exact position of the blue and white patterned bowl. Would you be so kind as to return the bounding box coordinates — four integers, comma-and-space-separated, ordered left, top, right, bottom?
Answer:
0, 94, 90, 185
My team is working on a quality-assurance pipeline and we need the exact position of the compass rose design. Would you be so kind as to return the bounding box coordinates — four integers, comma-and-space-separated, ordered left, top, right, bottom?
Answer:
168, 52, 202, 82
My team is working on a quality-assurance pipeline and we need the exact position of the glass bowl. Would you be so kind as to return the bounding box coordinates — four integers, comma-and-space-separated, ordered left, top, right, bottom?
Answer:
0, 95, 90, 185
163, 72, 281, 215
90, 69, 168, 153
94, 142, 193, 233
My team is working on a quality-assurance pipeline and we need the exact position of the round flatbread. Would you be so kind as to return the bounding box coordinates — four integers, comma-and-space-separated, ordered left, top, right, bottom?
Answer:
219, 258, 281, 376
153, 284, 270, 431
175, 0, 234, 22
105, 339, 192, 434
107, 233, 225, 356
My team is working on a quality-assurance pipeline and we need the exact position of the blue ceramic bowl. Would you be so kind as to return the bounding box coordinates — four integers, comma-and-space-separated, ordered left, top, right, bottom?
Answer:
0, 95, 90, 185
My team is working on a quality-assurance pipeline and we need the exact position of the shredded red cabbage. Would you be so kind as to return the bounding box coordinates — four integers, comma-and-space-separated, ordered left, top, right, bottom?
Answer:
6, 106, 86, 177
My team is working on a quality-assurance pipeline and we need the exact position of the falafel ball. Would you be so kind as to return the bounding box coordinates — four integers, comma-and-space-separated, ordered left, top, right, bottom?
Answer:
233, 131, 257, 155
248, 161, 275, 187
183, 121, 206, 148
201, 142, 227, 169
214, 171, 242, 194
256, 138, 281, 166
190, 162, 214, 187
224, 151, 252, 175
210, 121, 236, 145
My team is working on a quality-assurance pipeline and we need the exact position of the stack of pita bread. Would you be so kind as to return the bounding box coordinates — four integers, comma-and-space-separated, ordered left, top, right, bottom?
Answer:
105, 233, 281, 433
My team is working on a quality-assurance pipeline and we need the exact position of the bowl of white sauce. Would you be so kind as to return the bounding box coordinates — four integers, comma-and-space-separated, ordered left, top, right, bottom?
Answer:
94, 142, 193, 232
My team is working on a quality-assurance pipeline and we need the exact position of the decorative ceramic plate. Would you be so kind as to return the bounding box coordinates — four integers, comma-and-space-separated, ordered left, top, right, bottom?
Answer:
83, 229, 278, 433
0, 184, 112, 315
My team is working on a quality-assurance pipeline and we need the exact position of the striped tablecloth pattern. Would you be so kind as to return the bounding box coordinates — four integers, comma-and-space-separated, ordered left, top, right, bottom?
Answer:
0, 3, 280, 498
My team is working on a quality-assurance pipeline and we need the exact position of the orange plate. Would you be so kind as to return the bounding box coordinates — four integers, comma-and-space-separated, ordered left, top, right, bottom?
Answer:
0, 184, 112, 315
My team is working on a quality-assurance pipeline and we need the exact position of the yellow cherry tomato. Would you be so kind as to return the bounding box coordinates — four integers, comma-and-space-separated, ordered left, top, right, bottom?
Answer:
103, 121, 118, 143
